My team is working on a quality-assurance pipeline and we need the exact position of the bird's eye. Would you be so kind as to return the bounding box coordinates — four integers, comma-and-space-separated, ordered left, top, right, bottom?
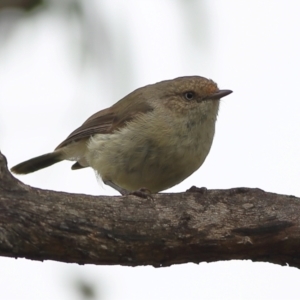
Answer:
184, 91, 195, 100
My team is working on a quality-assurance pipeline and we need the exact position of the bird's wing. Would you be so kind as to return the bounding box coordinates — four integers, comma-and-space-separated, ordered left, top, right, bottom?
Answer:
55, 99, 153, 149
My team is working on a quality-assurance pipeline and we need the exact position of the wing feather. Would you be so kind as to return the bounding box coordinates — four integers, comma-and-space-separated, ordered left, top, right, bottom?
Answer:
55, 97, 153, 150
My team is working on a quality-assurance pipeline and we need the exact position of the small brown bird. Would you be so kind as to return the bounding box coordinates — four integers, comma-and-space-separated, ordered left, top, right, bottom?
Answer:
11, 76, 232, 195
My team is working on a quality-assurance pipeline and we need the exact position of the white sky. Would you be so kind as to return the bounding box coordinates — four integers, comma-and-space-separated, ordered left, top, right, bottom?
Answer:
1, 0, 300, 299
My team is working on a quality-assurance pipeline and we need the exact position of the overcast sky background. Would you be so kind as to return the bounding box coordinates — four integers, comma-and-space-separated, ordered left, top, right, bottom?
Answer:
1, 0, 300, 299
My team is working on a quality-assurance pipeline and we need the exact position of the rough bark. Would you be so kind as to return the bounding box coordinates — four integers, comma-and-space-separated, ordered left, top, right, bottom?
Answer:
0, 152, 299, 268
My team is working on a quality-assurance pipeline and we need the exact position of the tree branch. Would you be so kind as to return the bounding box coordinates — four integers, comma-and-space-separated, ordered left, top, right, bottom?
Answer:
1, 152, 300, 268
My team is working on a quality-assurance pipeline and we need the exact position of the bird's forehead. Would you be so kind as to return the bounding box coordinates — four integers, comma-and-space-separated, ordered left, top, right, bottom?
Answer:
165, 76, 219, 94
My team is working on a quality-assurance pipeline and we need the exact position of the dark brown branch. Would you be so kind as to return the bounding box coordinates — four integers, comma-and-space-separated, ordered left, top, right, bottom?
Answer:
1, 151, 300, 268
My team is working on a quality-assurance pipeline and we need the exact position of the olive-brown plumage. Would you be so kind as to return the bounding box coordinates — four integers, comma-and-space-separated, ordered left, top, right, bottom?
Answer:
11, 76, 232, 194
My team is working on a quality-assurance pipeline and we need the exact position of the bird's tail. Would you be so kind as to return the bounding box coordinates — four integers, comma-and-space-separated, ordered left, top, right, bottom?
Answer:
10, 151, 63, 174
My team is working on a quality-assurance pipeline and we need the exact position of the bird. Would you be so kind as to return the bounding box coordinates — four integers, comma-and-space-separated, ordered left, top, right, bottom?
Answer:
11, 76, 232, 195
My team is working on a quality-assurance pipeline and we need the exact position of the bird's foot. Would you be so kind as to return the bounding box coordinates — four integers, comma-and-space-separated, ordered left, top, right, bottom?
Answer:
129, 188, 153, 199
186, 186, 207, 194
104, 180, 153, 199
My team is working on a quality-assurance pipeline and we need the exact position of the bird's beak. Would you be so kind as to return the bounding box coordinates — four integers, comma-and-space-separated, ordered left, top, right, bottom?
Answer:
209, 89, 232, 100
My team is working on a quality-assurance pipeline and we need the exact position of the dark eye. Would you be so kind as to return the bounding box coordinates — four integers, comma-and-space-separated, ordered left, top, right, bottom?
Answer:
184, 91, 195, 100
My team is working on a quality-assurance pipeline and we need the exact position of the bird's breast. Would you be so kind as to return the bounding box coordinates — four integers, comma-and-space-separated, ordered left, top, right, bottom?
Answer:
86, 109, 217, 192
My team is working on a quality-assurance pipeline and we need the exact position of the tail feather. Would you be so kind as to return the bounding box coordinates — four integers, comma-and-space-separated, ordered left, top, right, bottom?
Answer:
11, 151, 63, 174
71, 162, 87, 170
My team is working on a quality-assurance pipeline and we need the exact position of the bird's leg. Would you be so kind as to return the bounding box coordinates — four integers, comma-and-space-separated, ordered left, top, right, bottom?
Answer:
104, 180, 129, 195
129, 188, 153, 199
104, 180, 152, 199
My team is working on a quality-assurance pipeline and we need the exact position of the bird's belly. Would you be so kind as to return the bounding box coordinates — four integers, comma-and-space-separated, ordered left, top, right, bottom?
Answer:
86, 128, 213, 193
